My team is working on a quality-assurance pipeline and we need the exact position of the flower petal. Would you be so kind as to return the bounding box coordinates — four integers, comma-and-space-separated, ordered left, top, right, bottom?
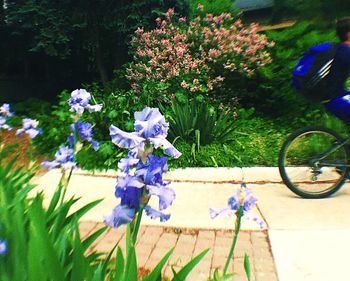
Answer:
144, 205, 170, 222
148, 137, 182, 158
86, 104, 103, 113
15, 128, 24, 137
0, 239, 7, 255
134, 107, 169, 138
209, 207, 234, 219
91, 139, 99, 151
104, 205, 135, 228
41, 160, 60, 170
245, 212, 266, 228
109, 125, 145, 149
118, 157, 139, 173
228, 194, 240, 211
146, 183, 176, 210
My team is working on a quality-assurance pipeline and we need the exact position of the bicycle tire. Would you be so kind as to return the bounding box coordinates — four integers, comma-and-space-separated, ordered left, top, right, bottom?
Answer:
278, 126, 350, 198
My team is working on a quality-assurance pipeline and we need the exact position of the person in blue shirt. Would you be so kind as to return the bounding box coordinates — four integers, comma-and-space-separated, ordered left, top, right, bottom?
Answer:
324, 18, 350, 123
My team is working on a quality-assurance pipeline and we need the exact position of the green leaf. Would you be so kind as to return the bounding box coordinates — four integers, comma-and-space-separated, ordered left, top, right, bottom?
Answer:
143, 247, 174, 281
123, 245, 138, 281
47, 183, 63, 216
66, 199, 103, 223
244, 254, 251, 281
171, 248, 209, 281
82, 226, 108, 252
114, 247, 125, 281
71, 224, 88, 281
28, 196, 65, 281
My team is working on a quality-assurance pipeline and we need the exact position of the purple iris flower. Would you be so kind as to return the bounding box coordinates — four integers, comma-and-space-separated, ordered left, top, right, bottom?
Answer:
107, 107, 182, 229
136, 155, 168, 185
104, 205, 135, 228
0, 239, 7, 255
134, 107, 169, 138
110, 107, 181, 159
209, 184, 265, 228
42, 146, 77, 170
67, 89, 102, 115
144, 205, 170, 222
115, 175, 144, 209
0, 116, 11, 130
0, 103, 14, 117
16, 118, 42, 139
70, 121, 100, 151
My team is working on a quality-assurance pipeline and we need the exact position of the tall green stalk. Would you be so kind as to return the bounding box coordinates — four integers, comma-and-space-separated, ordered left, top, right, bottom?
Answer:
59, 122, 78, 203
223, 205, 244, 275
132, 206, 144, 245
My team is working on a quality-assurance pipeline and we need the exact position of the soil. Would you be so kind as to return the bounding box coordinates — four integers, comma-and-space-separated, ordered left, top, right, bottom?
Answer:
0, 129, 46, 173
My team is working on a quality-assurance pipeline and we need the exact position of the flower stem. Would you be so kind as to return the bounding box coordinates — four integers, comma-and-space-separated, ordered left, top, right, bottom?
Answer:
132, 206, 144, 245
223, 205, 244, 275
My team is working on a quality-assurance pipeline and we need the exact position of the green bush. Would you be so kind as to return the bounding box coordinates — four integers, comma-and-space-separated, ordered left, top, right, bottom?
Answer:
188, 0, 238, 18
168, 110, 289, 168
164, 101, 236, 146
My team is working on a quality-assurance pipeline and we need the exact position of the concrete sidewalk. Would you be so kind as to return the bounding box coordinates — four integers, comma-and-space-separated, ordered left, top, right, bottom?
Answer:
34, 167, 350, 281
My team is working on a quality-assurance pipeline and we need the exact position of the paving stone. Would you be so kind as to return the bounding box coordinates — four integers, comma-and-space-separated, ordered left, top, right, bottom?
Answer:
193, 239, 214, 255
136, 244, 154, 267
254, 257, 276, 272
237, 231, 251, 242
172, 234, 196, 256
212, 255, 228, 269
198, 230, 215, 240
255, 271, 278, 281
213, 246, 230, 259
233, 257, 256, 281
216, 230, 234, 238
78, 221, 98, 239
78, 221, 278, 281
138, 226, 163, 245
169, 254, 193, 267
186, 269, 210, 281
214, 235, 232, 247
156, 232, 179, 247
177, 233, 197, 244
234, 245, 253, 258
88, 226, 121, 252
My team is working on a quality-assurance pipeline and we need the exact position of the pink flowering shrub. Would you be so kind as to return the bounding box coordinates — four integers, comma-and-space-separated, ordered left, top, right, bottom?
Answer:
126, 8, 273, 103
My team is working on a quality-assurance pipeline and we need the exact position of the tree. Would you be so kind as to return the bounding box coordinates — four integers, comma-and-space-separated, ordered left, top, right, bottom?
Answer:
3, 0, 189, 85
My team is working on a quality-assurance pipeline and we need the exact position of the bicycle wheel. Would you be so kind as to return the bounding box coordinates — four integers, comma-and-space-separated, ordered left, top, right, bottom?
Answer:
278, 126, 350, 198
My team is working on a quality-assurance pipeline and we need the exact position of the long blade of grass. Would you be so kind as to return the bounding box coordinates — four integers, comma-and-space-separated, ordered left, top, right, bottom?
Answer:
171, 248, 209, 281
142, 247, 174, 281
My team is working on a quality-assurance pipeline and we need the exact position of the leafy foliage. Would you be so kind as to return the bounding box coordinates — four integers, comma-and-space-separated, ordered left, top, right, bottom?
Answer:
165, 101, 236, 146
2, 0, 189, 89
272, 0, 350, 22
0, 151, 111, 280
188, 0, 238, 18
127, 8, 273, 104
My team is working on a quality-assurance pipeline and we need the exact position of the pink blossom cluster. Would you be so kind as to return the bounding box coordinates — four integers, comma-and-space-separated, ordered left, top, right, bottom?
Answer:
190, 15, 273, 77
126, 8, 215, 97
126, 8, 273, 100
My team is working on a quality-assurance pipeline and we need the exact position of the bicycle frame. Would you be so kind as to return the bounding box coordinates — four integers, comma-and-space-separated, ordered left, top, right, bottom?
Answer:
310, 133, 350, 168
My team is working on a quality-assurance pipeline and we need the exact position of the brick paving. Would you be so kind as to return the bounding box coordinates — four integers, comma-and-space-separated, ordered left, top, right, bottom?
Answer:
80, 222, 278, 281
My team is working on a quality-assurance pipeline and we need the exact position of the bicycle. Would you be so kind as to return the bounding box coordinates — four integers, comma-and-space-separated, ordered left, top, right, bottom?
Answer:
278, 125, 350, 198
